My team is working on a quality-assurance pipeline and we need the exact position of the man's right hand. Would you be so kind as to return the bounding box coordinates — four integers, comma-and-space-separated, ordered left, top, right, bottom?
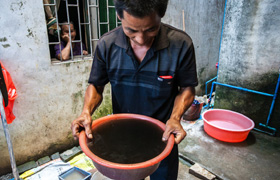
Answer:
71, 84, 104, 140
71, 112, 93, 140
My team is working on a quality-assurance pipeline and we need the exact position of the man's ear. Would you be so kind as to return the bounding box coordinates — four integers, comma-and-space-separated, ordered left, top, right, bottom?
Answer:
117, 14, 122, 21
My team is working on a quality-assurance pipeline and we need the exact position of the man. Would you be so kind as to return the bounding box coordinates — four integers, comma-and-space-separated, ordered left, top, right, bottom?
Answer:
71, 0, 198, 179
54, 22, 88, 60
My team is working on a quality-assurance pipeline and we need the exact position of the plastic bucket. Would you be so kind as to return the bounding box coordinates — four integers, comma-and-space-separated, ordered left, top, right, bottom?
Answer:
202, 109, 255, 143
79, 113, 174, 180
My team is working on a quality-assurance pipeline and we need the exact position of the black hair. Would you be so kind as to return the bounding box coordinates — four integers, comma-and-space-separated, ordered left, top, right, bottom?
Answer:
114, 0, 169, 18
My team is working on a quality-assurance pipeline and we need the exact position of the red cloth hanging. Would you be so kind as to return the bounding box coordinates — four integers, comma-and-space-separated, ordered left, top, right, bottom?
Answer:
0, 62, 17, 124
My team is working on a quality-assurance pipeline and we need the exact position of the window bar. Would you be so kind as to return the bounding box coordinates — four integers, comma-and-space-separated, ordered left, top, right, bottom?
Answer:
107, 5, 118, 28
115, 11, 118, 28
54, 0, 62, 61
99, 22, 109, 25
49, 42, 59, 45
97, 0, 101, 39
88, 4, 98, 8
65, 0, 74, 60
108, 3, 116, 28
76, 0, 84, 59
53, 0, 60, 41
90, 0, 100, 54
44, 0, 62, 59
106, 0, 109, 32
67, 4, 78, 7
85, 0, 93, 57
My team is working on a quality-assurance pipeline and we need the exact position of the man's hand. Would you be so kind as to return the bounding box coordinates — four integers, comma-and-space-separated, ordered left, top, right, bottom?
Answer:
71, 85, 104, 140
71, 112, 93, 140
162, 86, 194, 144
162, 119, 187, 144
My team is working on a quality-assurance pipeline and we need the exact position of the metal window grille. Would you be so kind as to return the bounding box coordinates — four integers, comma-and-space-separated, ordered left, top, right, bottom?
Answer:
43, 0, 121, 63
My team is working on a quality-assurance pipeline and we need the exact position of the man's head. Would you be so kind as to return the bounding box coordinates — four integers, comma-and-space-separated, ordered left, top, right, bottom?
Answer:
114, 0, 168, 47
114, 0, 169, 19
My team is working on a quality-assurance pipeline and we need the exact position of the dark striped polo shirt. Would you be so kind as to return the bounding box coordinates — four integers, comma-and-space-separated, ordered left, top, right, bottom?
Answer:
89, 23, 198, 123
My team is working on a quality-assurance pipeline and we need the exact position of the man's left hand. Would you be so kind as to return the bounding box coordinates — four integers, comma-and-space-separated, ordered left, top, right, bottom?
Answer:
162, 119, 186, 144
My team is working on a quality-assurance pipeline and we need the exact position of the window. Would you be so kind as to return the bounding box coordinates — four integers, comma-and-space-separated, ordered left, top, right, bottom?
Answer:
43, 0, 121, 63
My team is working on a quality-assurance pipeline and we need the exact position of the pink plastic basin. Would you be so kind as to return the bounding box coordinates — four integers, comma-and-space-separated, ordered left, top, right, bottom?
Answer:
79, 114, 174, 180
202, 109, 255, 143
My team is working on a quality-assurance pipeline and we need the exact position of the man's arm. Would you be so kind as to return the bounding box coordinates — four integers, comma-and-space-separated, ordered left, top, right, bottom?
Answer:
162, 86, 195, 144
71, 84, 104, 140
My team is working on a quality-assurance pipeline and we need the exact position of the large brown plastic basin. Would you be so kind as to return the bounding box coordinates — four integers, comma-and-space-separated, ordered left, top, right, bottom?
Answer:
79, 113, 174, 180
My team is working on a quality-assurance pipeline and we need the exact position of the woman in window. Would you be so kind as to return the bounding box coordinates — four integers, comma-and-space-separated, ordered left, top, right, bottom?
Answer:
54, 22, 88, 60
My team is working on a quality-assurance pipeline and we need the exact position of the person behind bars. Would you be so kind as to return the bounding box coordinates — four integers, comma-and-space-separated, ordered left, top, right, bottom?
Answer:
54, 22, 88, 60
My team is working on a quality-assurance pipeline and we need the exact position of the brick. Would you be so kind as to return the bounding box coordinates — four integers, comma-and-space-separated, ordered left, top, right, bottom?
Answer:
60, 146, 82, 162
36, 156, 51, 166
51, 152, 60, 160
0, 173, 13, 180
189, 163, 216, 180
17, 161, 38, 174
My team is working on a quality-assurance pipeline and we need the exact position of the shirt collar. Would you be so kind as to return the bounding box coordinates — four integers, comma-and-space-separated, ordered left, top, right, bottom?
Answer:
115, 23, 169, 51
115, 26, 129, 49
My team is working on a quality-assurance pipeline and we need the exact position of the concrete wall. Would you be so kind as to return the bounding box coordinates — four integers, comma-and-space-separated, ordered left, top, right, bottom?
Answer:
0, 0, 112, 174
215, 0, 280, 132
163, 0, 226, 95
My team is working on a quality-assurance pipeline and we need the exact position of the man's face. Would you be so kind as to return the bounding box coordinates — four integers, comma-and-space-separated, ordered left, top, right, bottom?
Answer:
119, 11, 161, 47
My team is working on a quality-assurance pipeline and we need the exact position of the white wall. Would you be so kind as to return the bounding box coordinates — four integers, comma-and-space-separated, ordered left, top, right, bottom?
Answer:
163, 0, 226, 94
215, 0, 280, 130
0, 0, 99, 174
